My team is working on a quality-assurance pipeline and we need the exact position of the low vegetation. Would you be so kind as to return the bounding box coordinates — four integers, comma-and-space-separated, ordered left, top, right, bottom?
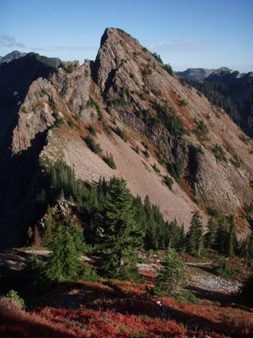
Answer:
84, 135, 102, 154
102, 152, 116, 169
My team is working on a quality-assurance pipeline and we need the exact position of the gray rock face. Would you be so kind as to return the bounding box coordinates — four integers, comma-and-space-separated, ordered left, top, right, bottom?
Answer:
93, 28, 253, 215
1, 28, 253, 249
51, 60, 91, 115
195, 149, 252, 213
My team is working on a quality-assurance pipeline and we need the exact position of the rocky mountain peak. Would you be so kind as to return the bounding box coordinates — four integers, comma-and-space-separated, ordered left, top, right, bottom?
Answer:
0, 50, 27, 64
0, 28, 253, 250
94, 27, 146, 95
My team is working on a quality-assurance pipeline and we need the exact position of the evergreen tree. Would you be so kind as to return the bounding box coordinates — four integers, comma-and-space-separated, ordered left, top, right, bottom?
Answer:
154, 247, 187, 297
215, 217, 229, 256
239, 234, 253, 265
180, 225, 186, 251
98, 178, 143, 280
168, 220, 184, 250
42, 205, 55, 244
186, 211, 204, 257
45, 223, 85, 282
227, 218, 237, 257
205, 219, 217, 249
143, 195, 158, 250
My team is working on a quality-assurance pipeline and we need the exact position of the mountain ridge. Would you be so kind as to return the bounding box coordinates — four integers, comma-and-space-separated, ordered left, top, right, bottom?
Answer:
0, 27, 253, 250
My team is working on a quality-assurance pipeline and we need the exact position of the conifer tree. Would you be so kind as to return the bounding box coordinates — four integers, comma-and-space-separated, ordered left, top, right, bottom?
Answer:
205, 219, 217, 249
179, 225, 186, 251
240, 234, 253, 265
42, 205, 55, 244
143, 195, 158, 250
98, 178, 143, 280
154, 247, 187, 297
215, 217, 229, 256
45, 223, 85, 282
186, 211, 204, 257
227, 218, 237, 257
168, 220, 184, 250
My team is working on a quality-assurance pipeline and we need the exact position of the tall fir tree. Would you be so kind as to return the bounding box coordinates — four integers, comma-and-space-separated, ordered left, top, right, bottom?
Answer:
42, 205, 55, 244
98, 178, 143, 280
154, 247, 187, 297
215, 217, 229, 256
168, 220, 184, 250
205, 219, 217, 249
186, 211, 204, 257
143, 195, 158, 250
227, 218, 237, 257
45, 223, 85, 282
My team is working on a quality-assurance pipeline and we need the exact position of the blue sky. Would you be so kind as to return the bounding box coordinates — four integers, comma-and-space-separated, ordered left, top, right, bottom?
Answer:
0, 0, 252, 72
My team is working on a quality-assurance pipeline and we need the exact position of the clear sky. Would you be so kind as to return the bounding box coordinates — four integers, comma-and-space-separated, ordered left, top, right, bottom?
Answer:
0, 0, 252, 72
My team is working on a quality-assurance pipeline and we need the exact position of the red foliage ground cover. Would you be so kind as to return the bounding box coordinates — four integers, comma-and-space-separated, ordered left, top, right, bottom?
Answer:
36, 307, 185, 337
0, 279, 252, 337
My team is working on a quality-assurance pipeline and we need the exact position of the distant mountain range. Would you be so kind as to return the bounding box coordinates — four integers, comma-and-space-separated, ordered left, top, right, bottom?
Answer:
175, 67, 252, 82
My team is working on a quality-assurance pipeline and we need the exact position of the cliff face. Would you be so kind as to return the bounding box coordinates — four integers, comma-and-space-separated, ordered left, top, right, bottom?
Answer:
0, 28, 253, 249
93, 28, 253, 213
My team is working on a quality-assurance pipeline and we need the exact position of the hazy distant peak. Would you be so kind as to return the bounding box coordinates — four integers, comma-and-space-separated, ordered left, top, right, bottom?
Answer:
0, 50, 27, 64
176, 68, 215, 82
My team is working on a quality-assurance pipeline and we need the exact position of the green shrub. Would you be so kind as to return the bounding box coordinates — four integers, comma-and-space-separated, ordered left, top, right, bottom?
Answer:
143, 149, 150, 158
179, 99, 187, 107
152, 163, 160, 174
163, 175, 173, 190
180, 290, 200, 305
68, 120, 75, 129
84, 135, 102, 154
152, 52, 162, 63
167, 162, 183, 181
49, 95, 57, 111
5, 290, 25, 309
153, 101, 187, 137
213, 144, 227, 162
164, 64, 174, 76
103, 153, 116, 169
87, 125, 96, 136
64, 63, 74, 73
102, 122, 112, 135
115, 126, 128, 141
194, 119, 209, 140
215, 260, 235, 279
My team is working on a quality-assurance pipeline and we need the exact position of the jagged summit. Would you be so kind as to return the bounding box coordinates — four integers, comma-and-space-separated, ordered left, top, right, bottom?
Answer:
0, 28, 253, 249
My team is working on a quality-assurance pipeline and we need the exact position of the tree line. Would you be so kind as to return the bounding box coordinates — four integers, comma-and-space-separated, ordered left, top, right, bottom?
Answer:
35, 159, 253, 264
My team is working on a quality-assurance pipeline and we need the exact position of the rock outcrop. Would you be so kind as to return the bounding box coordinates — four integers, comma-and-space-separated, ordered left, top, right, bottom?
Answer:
0, 27, 253, 249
